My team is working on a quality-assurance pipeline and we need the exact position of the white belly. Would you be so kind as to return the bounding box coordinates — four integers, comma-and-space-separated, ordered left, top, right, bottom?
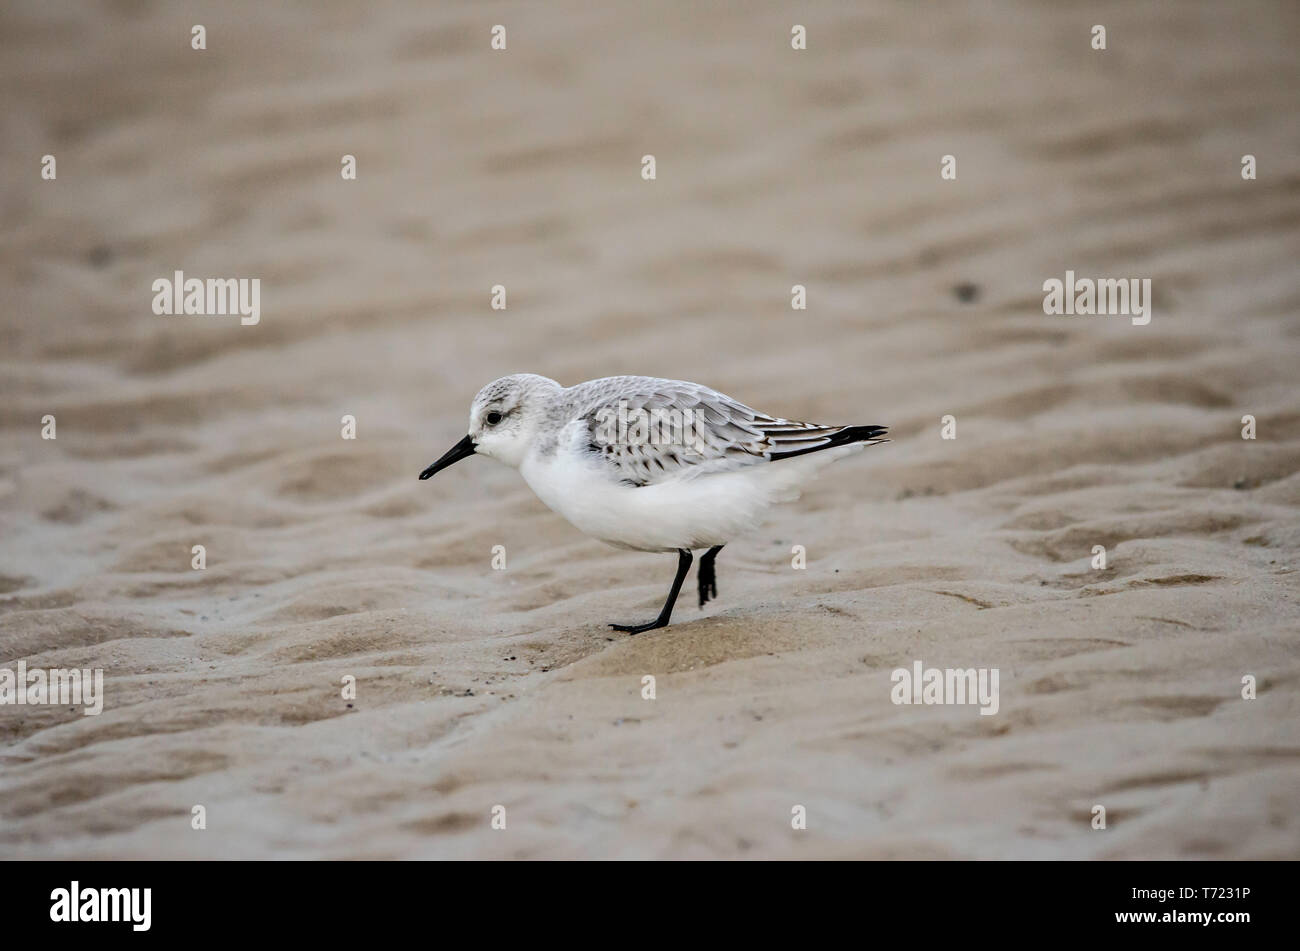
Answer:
518, 444, 862, 552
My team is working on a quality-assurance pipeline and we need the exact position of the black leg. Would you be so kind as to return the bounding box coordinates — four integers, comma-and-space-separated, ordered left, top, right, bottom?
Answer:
698, 545, 723, 607
611, 549, 693, 635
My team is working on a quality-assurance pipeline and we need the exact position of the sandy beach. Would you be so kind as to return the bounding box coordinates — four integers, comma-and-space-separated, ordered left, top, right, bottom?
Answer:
1, 0, 1298, 859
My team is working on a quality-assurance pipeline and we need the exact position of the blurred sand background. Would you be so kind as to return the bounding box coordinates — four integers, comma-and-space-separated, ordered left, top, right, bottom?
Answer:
1, 0, 1298, 859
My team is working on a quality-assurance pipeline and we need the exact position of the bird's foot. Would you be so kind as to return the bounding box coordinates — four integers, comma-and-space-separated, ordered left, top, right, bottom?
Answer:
698, 560, 718, 607
609, 619, 667, 636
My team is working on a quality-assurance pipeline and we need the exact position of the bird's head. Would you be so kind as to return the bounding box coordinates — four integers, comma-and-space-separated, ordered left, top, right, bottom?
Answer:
419, 373, 561, 478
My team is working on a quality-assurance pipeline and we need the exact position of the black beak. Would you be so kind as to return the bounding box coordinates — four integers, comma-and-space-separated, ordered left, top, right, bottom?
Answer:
419, 434, 476, 480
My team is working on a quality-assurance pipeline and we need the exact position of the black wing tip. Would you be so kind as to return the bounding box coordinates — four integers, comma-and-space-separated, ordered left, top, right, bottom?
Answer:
769, 424, 890, 461
843, 424, 889, 442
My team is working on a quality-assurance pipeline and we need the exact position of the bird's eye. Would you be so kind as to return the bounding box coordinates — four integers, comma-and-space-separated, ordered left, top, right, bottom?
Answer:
486, 411, 503, 426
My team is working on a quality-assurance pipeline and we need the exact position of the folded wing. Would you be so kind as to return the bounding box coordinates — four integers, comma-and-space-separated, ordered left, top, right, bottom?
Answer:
564, 376, 887, 487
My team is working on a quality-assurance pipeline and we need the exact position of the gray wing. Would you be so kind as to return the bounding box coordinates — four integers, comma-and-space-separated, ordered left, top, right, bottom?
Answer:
561, 376, 886, 487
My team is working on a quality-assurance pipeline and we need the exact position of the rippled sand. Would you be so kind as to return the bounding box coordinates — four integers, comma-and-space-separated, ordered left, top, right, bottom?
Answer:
1, 0, 1298, 858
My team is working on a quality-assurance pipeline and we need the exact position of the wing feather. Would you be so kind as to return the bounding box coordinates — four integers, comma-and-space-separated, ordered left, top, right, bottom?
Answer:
560, 376, 886, 487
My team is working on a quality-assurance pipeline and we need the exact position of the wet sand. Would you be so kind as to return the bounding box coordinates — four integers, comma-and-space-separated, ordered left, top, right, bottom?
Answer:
1, 0, 1298, 858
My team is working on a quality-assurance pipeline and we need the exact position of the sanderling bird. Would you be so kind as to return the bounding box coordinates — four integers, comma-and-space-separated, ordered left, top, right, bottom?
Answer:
419, 374, 887, 634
